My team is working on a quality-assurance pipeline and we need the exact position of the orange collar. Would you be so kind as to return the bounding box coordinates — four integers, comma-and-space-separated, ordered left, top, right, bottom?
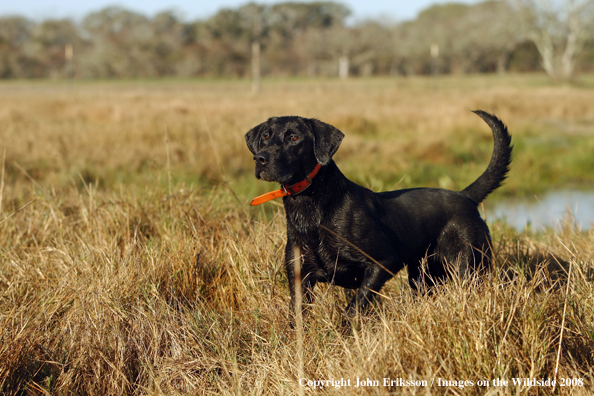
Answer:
250, 163, 322, 206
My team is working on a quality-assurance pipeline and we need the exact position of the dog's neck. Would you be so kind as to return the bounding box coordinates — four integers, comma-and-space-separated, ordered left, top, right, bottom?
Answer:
282, 161, 351, 242
283, 161, 348, 208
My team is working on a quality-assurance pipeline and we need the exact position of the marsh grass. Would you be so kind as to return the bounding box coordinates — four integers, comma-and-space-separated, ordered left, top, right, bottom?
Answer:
1, 182, 593, 395
1, 75, 594, 394
2, 75, 594, 197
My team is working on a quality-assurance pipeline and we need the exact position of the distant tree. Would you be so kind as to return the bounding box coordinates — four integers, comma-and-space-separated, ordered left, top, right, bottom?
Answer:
392, 4, 472, 75
510, 0, 594, 79
268, 1, 350, 33
393, 1, 524, 75
30, 19, 81, 77
0, 0, 567, 79
285, 3, 351, 76
349, 20, 395, 76
196, 2, 351, 77
80, 7, 185, 77
0, 16, 32, 48
199, 8, 251, 76
268, 2, 350, 75
237, 3, 268, 92
392, 20, 423, 75
0, 16, 42, 78
452, 1, 523, 73
149, 11, 186, 76
81, 7, 149, 77
303, 24, 353, 76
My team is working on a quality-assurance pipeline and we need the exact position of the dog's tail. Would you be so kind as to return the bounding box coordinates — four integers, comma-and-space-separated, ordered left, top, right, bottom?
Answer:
461, 110, 513, 204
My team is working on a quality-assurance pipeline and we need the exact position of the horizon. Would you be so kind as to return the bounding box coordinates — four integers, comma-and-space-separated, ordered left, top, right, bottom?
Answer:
0, 0, 482, 23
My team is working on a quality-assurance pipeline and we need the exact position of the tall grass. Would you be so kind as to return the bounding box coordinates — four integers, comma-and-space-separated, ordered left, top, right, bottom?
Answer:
1, 75, 594, 196
1, 75, 593, 394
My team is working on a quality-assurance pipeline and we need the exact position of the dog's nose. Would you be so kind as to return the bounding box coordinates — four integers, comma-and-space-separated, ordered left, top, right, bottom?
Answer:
254, 152, 269, 165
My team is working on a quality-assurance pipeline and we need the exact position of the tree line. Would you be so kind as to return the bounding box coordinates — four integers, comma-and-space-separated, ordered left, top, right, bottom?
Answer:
1, 0, 593, 80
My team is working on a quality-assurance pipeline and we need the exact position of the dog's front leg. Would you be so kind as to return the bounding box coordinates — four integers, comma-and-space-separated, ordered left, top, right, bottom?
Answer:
344, 264, 392, 317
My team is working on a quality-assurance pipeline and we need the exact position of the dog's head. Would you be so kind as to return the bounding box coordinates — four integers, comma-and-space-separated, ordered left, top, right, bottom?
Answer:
245, 116, 344, 184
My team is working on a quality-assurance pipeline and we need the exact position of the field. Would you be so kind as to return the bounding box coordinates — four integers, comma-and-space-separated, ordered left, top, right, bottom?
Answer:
1, 75, 594, 395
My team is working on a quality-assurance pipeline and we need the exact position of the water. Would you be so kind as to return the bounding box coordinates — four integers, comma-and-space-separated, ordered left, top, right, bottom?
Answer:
487, 190, 594, 232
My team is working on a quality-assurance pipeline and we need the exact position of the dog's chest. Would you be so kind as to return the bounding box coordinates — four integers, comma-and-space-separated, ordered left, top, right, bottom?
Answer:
286, 201, 330, 244
286, 209, 358, 272
284, 197, 323, 232
298, 232, 365, 288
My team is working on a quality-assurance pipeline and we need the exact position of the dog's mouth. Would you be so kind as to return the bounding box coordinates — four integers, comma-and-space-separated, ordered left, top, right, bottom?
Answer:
256, 168, 292, 184
256, 170, 275, 182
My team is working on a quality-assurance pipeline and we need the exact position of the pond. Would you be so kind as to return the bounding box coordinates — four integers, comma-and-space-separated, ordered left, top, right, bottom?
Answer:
486, 190, 594, 232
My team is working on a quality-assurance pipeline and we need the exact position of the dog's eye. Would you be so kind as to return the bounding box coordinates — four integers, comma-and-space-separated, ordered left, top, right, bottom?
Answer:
263, 134, 270, 140
290, 135, 299, 142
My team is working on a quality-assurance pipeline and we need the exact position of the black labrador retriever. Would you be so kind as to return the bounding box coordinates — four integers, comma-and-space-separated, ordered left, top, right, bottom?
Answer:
245, 111, 512, 317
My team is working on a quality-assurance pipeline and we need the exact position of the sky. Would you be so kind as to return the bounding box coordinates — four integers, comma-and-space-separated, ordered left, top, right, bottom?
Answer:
0, 0, 481, 23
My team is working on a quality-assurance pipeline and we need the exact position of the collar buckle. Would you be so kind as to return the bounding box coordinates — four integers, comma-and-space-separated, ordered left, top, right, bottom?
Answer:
282, 184, 295, 195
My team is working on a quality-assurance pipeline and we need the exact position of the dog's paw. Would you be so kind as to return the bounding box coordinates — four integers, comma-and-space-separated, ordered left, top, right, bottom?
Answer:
338, 307, 358, 332
343, 305, 358, 319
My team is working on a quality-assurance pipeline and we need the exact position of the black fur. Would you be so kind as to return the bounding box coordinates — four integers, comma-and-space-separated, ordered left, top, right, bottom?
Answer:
245, 111, 513, 317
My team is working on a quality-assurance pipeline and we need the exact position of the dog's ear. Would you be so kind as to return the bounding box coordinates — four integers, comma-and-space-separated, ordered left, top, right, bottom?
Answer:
305, 118, 344, 165
245, 123, 264, 154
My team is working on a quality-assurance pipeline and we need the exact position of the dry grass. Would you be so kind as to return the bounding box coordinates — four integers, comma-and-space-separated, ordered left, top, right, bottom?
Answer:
1, 75, 594, 394
1, 75, 594, 195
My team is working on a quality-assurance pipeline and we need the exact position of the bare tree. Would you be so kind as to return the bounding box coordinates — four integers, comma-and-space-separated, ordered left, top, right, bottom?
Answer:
510, 0, 594, 79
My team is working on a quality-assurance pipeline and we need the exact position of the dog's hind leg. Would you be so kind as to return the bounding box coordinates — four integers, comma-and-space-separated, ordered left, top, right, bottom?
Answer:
407, 253, 447, 293
435, 225, 492, 279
